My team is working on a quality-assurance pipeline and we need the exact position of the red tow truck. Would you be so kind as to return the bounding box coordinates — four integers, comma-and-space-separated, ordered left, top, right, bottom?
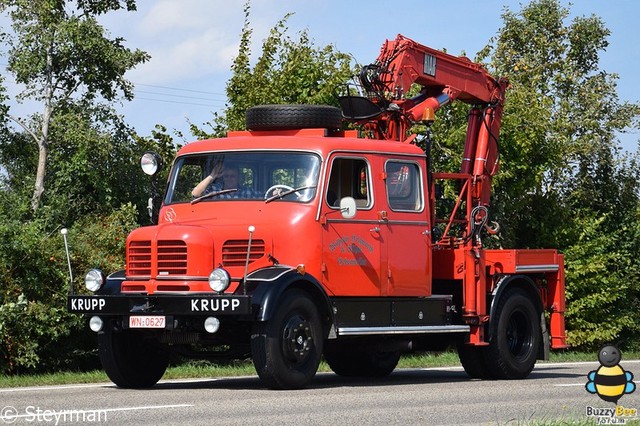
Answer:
67, 34, 568, 389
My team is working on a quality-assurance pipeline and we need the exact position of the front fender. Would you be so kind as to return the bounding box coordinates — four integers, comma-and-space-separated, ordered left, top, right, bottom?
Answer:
490, 275, 543, 323
98, 270, 125, 295
242, 266, 334, 331
489, 274, 547, 359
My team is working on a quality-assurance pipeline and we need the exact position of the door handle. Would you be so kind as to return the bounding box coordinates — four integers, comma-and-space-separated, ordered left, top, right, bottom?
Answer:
369, 226, 380, 233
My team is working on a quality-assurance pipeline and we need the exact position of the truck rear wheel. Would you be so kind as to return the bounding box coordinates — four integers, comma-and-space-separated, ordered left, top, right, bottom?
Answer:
484, 288, 541, 379
456, 343, 490, 379
98, 327, 169, 388
325, 350, 400, 377
251, 289, 324, 389
246, 104, 342, 130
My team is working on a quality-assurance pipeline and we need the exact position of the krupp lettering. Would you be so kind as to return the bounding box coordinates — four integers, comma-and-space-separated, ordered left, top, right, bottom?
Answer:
191, 298, 240, 312
70, 298, 106, 312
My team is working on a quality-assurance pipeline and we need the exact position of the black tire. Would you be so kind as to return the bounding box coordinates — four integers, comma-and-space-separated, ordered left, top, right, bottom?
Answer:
483, 288, 541, 379
98, 327, 169, 388
251, 289, 324, 389
325, 350, 400, 377
456, 342, 490, 379
246, 104, 342, 130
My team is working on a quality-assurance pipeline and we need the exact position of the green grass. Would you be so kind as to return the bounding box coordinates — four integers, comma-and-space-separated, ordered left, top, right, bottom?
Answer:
528, 420, 640, 426
3, 350, 638, 388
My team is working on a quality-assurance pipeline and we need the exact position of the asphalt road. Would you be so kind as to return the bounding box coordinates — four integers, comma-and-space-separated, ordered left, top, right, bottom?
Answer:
1, 361, 639, 425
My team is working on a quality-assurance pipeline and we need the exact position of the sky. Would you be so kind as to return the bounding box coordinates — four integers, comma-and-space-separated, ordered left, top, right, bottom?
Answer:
2, 0, 639, 151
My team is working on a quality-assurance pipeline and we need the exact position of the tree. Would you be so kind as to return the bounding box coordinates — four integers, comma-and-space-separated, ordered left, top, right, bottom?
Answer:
474, 0, 639, 249
191, 2, 354, 138
0, 0, 171, 374
473, 0, 640, 348
0, 0, 149, 212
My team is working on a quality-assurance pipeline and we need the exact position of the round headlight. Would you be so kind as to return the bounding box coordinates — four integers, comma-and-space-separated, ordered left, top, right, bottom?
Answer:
208, 268, 230, 293
140, 151, 162, 176
85, 269, 105, 292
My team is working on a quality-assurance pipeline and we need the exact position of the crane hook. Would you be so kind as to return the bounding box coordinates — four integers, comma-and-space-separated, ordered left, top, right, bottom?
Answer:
485, 221, 500, 235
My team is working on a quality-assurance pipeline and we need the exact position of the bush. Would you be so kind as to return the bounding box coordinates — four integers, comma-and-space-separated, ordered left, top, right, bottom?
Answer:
0, 204, 138, 374
564, 214, 640, 350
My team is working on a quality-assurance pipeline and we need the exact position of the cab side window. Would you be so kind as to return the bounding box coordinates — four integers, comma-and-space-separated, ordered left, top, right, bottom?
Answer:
385, 161, 423, 212
327, 158, 371, 208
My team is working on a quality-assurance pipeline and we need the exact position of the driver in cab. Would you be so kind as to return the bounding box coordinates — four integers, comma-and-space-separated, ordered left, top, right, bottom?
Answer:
192, 163, 256, 199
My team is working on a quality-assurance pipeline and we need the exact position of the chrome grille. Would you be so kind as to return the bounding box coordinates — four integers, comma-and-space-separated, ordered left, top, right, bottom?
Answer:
222, 239, 265, 267
127, 240, 152, 275
157, 240, 188, 275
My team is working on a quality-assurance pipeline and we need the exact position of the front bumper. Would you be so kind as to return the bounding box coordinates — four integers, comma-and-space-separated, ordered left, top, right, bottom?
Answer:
67, 294, 252, 316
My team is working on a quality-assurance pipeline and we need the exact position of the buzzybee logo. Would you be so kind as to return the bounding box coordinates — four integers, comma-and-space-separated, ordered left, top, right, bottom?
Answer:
586, 345, 636, 403
585, 345, 637, 424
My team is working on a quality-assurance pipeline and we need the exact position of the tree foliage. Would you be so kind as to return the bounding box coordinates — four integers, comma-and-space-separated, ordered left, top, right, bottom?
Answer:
0, 0, 149, 211
0, 1, 176, 374
0, 201, 139, 374
473, 0, 640, 348
191, 2, 354, 138
422, 0, 639, 350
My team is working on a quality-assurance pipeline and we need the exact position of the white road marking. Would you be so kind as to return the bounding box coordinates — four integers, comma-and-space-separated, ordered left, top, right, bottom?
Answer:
0, 378, 219, 393
555, 380, 640, 387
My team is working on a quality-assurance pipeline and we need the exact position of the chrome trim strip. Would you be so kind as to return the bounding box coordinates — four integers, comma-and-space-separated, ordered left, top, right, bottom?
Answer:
514, 264, 559, 273
155, 276, 208, 281
325, 218, 428, 226
245, 266, 295, 282
325, 218, 381, 225
385, 220, 429, 226
337, 325, 470, 336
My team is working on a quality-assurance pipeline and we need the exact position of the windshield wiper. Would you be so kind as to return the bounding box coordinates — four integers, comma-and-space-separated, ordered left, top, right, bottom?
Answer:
191, 188, 238, 205
265, 185, 316, 204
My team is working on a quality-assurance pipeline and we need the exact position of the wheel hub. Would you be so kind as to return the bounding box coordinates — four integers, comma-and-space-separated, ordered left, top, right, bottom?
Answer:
283, 315, 314, 363
506, 310, 531, 358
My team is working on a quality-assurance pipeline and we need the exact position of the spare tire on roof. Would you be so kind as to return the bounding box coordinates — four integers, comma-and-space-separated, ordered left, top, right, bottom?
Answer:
246, 104, 342, 131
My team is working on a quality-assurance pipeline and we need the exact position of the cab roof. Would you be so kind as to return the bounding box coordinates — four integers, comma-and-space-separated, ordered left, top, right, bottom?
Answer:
176, 128, 427, 158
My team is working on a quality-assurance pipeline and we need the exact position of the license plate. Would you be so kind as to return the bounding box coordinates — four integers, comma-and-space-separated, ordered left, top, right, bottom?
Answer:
129, 315, 166, 329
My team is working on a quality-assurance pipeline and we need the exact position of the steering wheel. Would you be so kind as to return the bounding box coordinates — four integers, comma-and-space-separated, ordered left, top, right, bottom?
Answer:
264, 184, 299, 200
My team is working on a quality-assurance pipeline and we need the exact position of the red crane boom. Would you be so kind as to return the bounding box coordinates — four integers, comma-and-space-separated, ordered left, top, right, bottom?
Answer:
340, 34, 509, 208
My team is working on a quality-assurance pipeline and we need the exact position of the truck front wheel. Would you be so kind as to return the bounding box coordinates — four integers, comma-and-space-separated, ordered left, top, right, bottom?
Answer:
251, 289, 324, 389
98, 327, 169, 388
484, 288, 541, 379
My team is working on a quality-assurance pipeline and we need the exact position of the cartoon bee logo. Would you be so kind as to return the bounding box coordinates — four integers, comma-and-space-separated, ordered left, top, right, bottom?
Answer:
586, 345, 636, 403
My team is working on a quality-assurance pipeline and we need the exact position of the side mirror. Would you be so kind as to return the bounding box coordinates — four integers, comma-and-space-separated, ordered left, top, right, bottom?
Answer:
141, 151, 163, 176
339, 197, 357, 219
141, 151, 163, 224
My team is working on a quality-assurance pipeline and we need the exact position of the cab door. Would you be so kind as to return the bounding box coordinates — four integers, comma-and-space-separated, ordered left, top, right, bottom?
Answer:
379, 158, 431, 296
321, 155, 382, 296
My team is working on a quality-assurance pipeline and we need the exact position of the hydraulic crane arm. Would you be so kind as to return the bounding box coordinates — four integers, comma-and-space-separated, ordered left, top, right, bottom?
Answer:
340, 34, 508, 207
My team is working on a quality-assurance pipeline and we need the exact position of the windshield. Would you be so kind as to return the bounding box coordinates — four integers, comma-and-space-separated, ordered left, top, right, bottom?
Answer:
165, 152, 321, 204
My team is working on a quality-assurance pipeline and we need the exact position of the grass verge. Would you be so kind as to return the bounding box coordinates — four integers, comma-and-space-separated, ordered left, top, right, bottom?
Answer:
2, 350, 638, 388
